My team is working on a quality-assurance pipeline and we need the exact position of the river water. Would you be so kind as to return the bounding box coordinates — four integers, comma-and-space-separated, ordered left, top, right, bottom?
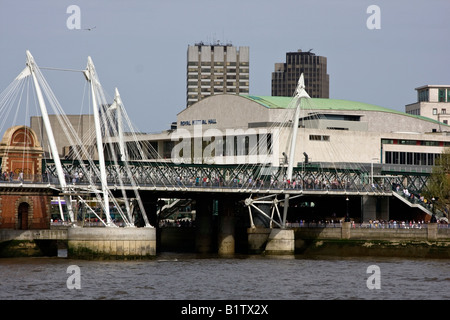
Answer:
0, 252, 448, 301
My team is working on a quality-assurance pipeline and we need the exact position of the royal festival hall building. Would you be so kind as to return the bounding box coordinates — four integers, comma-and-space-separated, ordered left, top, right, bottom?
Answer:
112, 92, 450, 224
134, 94, 450, 169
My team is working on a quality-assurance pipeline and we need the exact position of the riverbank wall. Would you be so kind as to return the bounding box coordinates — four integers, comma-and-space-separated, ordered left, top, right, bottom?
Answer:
292, 223, 450, 259
1, 224, 449, 259
0, 227, 156, 259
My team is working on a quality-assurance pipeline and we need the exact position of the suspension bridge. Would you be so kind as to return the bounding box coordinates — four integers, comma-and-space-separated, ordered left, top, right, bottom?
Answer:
0, 51, 442, 257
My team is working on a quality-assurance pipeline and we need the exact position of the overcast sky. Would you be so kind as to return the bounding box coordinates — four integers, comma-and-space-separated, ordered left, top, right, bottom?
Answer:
1, 0, 449, 133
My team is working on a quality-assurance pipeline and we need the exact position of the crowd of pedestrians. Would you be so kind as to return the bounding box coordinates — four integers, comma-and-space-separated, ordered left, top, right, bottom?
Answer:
286, 218, 447, 228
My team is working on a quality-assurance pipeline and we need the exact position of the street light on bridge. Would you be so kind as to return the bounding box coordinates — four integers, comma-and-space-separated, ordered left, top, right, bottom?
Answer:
371, 157, 379, 187
345, 197, 350, 222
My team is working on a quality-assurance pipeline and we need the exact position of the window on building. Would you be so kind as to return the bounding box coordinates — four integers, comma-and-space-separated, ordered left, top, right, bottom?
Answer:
418, 89, 429, 102
442, 108, 446, 114
385, 151, 392, 164
427, 153, 435, 166
414, 153, 421, 165
400, 152, 406, 164
439, 89, 446, 102
444, 120, 448, 125
309, 135, 330, 141
421, 153, 427, 165
392, 152, 399, 164
421, 141, 440, 146
433, 108, 438, 115
399, 140, 416, 145
407, 152, 413, 165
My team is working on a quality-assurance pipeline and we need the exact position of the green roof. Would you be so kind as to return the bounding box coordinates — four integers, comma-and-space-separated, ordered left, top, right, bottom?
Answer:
241, 95, 445, 125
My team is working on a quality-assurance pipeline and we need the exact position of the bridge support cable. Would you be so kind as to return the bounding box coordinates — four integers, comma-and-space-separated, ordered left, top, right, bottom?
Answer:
24, 50, 76, 224
103, 88, 153, 227
84, 56, 116, 227
76, 195, 108, 227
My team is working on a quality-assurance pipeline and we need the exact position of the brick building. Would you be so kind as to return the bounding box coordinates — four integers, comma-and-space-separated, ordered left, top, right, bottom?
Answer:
0, 126, 51, 229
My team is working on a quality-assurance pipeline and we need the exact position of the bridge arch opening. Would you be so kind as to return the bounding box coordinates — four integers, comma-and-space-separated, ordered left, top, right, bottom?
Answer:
17, 202, 30, 230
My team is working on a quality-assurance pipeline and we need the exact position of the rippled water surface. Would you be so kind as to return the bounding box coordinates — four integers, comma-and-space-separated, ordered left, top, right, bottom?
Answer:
0, 252, 448, 300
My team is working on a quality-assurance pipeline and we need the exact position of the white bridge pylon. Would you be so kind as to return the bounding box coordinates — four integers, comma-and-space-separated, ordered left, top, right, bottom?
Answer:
17, 50, 152, 228
24, 50, 75, 224
245, 73, 309, 229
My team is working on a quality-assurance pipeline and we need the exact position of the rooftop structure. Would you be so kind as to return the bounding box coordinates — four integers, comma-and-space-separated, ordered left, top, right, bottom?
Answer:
405, 85, 450, 129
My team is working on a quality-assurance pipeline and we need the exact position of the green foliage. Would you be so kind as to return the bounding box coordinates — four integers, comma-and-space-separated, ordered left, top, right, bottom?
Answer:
424, 148, 450, 211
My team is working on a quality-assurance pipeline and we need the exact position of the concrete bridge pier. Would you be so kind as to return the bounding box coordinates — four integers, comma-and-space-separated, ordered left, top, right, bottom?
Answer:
361, 195, 389, 222
67, 227, 156, 259
247, 227, 295, 255
217, 200, 235, 255
194, 198, 215, 253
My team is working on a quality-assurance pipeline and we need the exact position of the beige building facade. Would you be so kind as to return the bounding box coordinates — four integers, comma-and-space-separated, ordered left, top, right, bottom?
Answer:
30, 114, 97, 160
187, 43, 249, 108
126, 94, 450, 169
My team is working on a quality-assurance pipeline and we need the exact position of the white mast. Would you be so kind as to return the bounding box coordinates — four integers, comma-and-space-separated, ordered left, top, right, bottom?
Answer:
109, 88, 151, 227
84, 56, 114, 227
25, 50, 76, 223
110, 88, 126, 162
281, 73, 310, 228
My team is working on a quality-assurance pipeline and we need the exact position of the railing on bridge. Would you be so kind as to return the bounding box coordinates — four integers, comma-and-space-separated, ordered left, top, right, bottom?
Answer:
39, 160, 430, 194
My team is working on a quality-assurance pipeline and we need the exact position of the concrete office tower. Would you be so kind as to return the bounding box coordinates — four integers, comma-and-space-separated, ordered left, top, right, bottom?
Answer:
187, 42, 249, 107
405, 85, 450, 126
272, 49, 329, 98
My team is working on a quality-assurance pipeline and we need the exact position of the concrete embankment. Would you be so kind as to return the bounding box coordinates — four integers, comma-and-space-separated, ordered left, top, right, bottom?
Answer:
246, 222, 450, 258
1, 223, 449, 259
292, 223, 450, 259
0, 227, 156, 259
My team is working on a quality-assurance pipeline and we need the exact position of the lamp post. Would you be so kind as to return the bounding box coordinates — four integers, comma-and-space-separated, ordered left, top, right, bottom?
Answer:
431, 197, 438, 223
345, 197, 350, 222
370, 157, 379, 187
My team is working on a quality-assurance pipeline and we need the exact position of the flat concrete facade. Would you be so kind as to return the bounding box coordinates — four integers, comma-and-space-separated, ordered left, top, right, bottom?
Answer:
30, 114, 97, 159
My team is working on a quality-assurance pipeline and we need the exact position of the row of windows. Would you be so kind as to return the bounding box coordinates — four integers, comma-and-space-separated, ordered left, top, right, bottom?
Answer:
187, 73, 248, 80
188, 80, 249, 86
173, 134, 273, 157
187, 68, 249, 74
187, 87, 249, 95
188, 61, 248, 67
187, 82, 249, 90
384, 151, 440, 166
381, 139, 450, 147
406, 109, 420, 115
432, 108, 447, 115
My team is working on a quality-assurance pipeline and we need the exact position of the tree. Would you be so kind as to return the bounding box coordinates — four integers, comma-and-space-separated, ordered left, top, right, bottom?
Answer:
424, 147, 450, 218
